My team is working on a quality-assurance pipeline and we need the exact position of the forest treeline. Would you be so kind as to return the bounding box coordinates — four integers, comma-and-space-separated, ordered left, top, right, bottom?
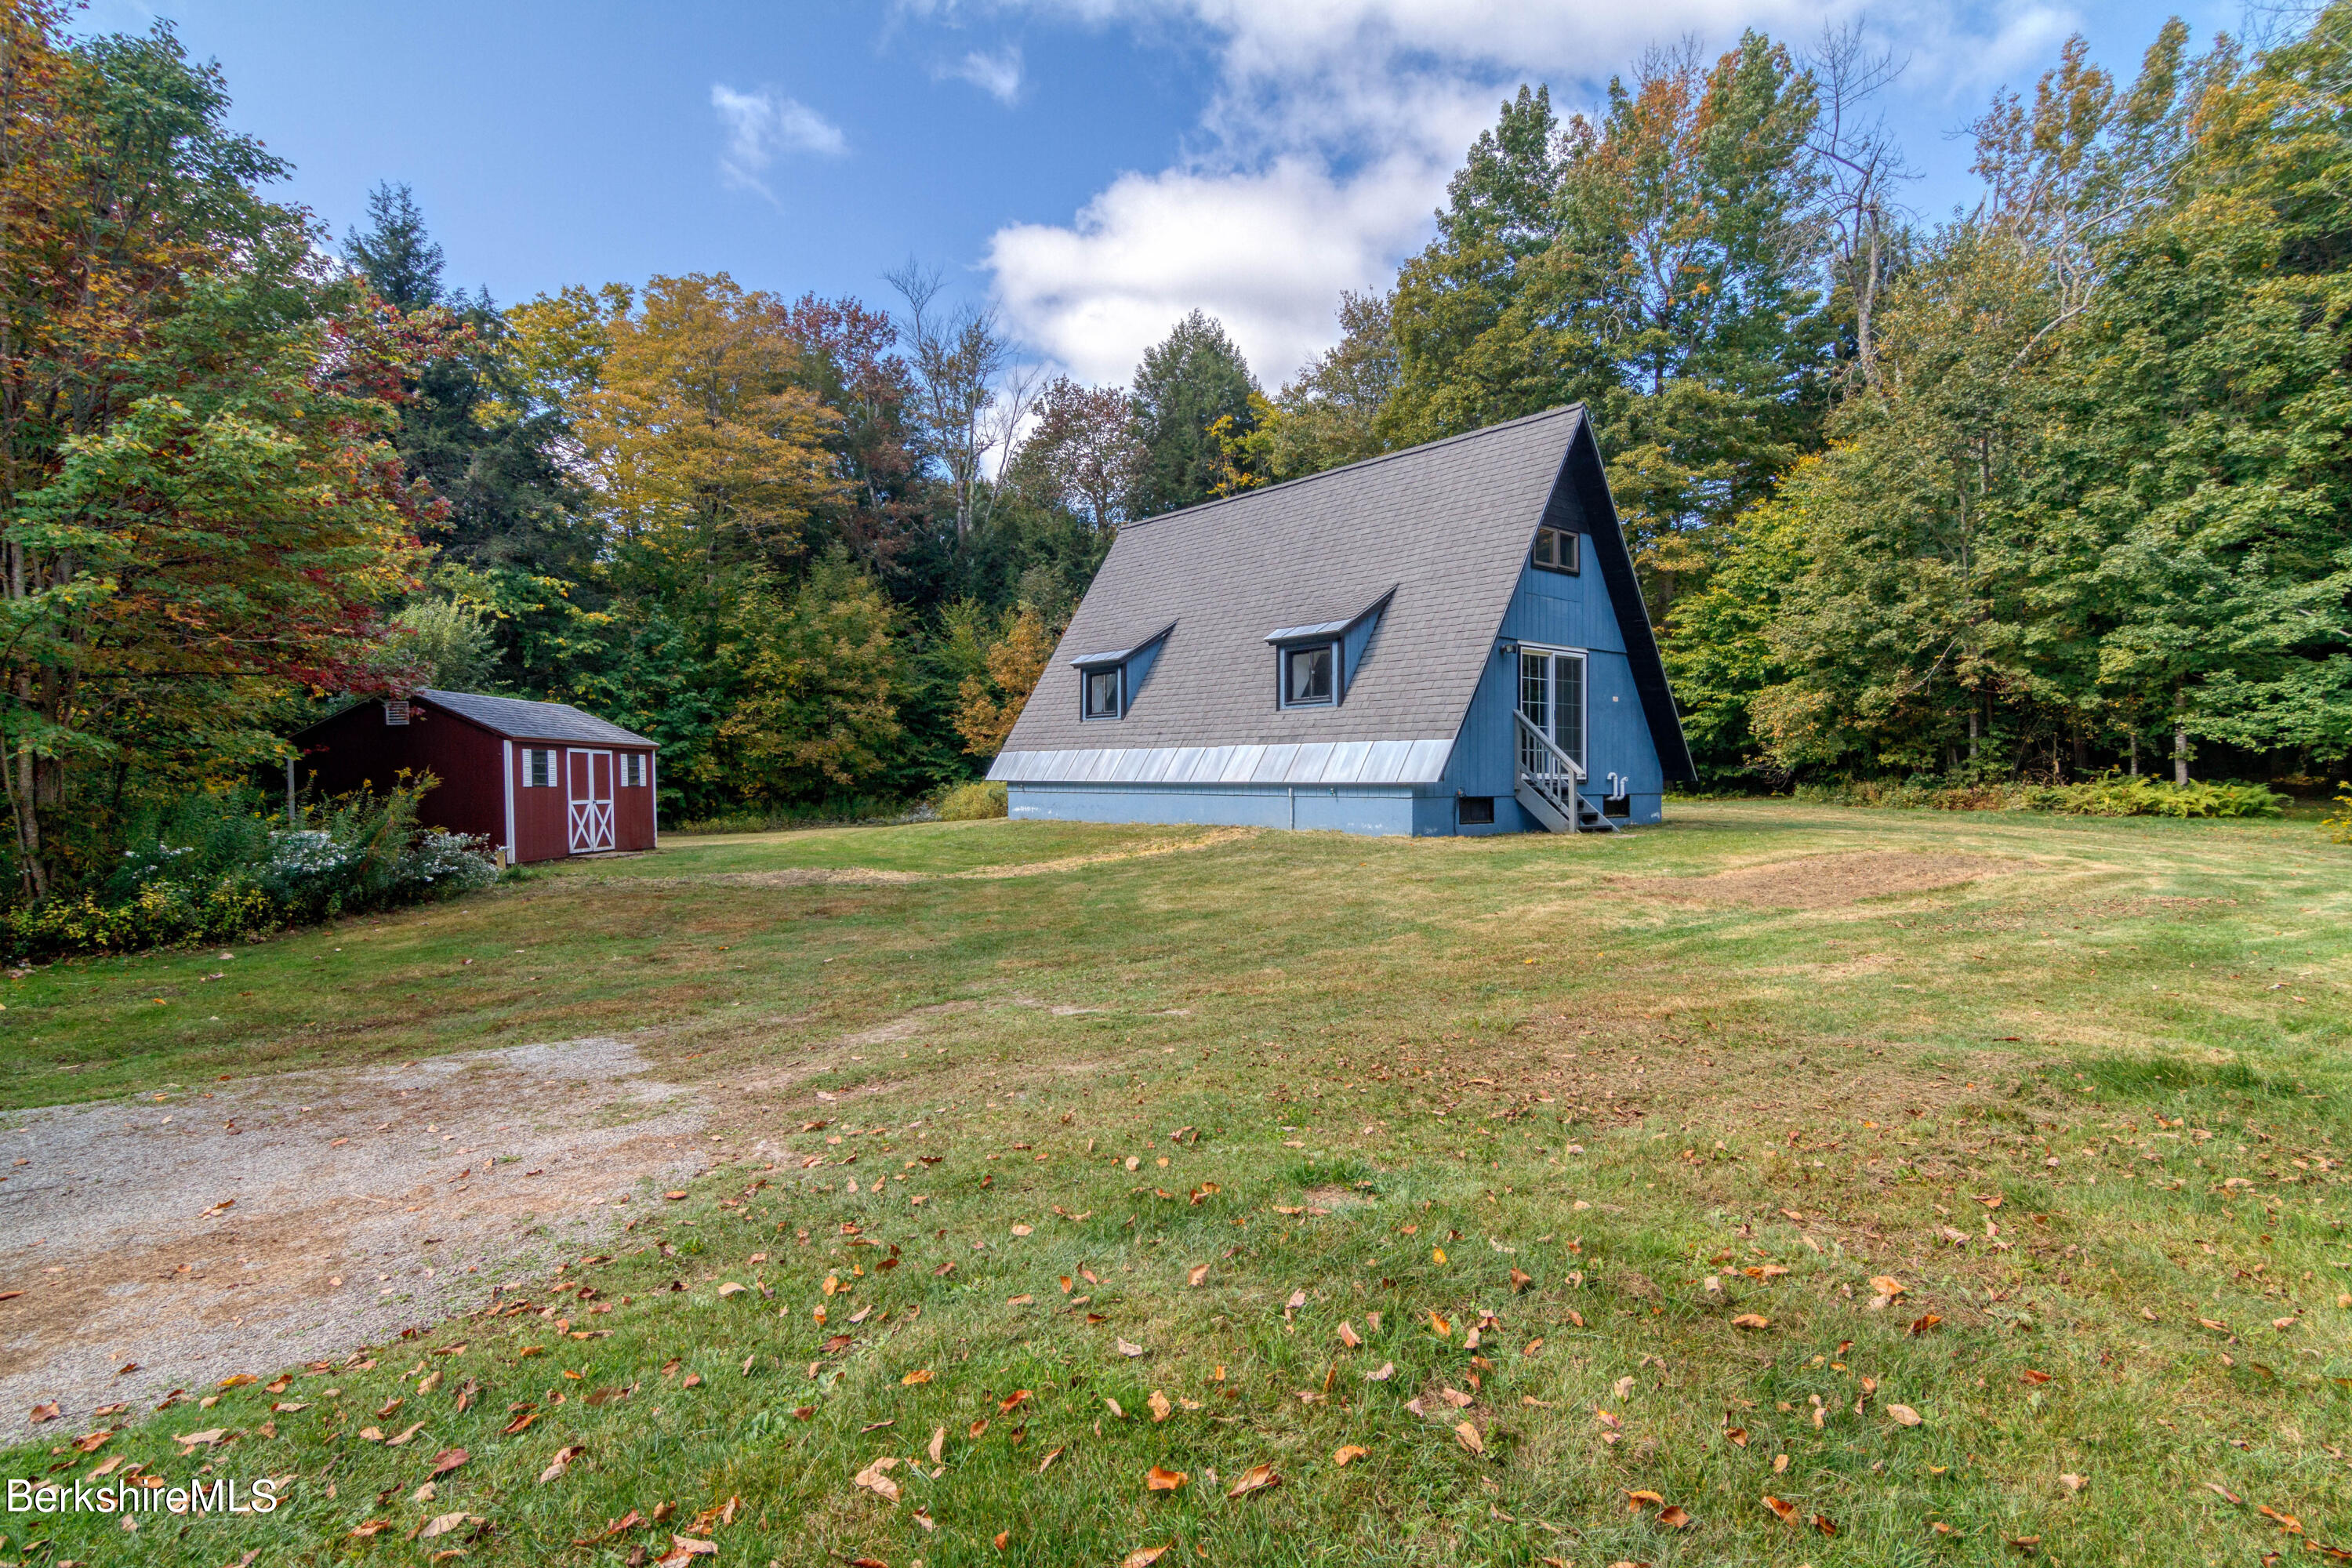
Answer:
3, 0, 2348, 903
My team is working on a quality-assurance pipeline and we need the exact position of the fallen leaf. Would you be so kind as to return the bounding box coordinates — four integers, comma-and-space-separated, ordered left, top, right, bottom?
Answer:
1522, 1337, 1544, 1358
1122, 1547, 1171, 1568
1145, 1465, 1187, 1492
1364, 1362, 1396, 1381
1188, 1264, 1209, 1287
1725, 1426, 1748, 1448
1732, 1314, 1771, 1330
1149, 1389, 1173, 1423
1660, 1506, 1693, 1529
538, 1445, 586, 1483
902, 1369, 934, 1386
1762, 1495, 1799, 1524
1116, 1339, 1146, 1358
417, 1512, 469, 1541
1510, 1267, 1533, 1293
1870, 1275, 1905, 1298
1334, 1444, 1369, 1466
430, 1448, 468, 1479
1454, 1421, 1483, 1455
386, 1421, 426, 1446
1908, 1313, 1943, 1336
1888, 1404, 1923, 1427
854, 1456, 902, 1504
1813, 1513, 1838, 1537
928, 1426, 946, 1465
1228, 1462, 1281, 1497
2060, 1473, 2085, 1494
1338, 1321, 1361, 1348
1039, 1445, 1065, 1472
2205, 1480, 2244, 1505
1000, 1389, 1032, 1414
351, 1520, 394, 1538
500, 1411, 539, 1437
1627, 1490, 1664, 1510
29, 1402, 60, 1423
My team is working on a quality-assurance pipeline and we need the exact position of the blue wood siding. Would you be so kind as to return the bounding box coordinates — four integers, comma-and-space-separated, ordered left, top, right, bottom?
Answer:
1439, 551, 1666, 830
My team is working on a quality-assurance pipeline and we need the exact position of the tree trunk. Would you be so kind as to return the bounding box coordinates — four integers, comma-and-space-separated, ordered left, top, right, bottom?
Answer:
2128, 733, 2139, 777
1967, 705, 1980, 765
2172, 688, 2190, 786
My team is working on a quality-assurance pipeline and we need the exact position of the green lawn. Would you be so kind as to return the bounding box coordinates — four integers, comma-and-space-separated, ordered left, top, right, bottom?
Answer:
7, 801, 2350, 1566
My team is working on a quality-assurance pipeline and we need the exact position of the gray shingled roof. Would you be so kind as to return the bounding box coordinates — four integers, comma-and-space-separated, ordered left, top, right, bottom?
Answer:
993, 407, 1588, 780
417, 689, 655, 747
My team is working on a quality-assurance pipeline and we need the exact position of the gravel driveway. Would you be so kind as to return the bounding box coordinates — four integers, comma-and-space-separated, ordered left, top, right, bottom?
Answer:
0, 1037, 720, 1439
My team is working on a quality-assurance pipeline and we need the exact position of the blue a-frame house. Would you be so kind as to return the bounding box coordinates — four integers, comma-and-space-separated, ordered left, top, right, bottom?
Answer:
989, 406, 1695, 835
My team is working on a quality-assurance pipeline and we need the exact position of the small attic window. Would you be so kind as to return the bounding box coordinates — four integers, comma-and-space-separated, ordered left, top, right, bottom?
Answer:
383, 699, 410, 725
1082, 664, 1124, 720
1534, 525, 1580, 575
1282, 642, 1336, 707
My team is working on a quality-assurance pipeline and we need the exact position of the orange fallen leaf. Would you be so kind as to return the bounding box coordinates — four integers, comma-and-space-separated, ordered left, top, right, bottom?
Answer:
1188, 1264, 1210, 1287
1887, 1404, 1922, 1427
539, 1445, 586, 1483
1627, 1490, 1665, 1511
1908, 1313, 1943, 1335
1338, 1321, 1361, 1348
1660, 1505, 1692, 1529
1454, 1421, 1483, 1455
1762, 1496, 1799, 1524
1228, 1462, 1281, 1497
1145, 1465, 1187, 1493
1732, 1314, 1770, 1330
1334, 1444, 1369, 1466
1813, 1513, 1838, 1537
902, 1369, 934, 1386
1122, 1547, 1171, 1568
429, 1448, 468, 1479
999, 1389, 1032, 1414
1725, 1426, 1748, 1447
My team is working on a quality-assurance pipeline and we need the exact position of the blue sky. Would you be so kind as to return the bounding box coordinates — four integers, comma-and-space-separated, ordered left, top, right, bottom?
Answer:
98, 0, 2218, 387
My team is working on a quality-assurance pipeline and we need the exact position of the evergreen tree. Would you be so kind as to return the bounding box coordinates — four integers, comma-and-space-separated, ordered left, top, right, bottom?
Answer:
343, 181, 445, 310
1127, 311, 1259, 515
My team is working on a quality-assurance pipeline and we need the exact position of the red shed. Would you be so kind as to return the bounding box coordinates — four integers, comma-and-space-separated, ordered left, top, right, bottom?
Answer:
291, 688, 659, 865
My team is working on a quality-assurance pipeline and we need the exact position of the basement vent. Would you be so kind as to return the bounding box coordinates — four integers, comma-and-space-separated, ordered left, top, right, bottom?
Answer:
383, 699, 410, 725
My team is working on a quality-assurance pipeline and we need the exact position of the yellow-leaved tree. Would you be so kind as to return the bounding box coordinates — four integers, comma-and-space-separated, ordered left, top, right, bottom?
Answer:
954, 605, 1054, 758
573, 273, 845, 589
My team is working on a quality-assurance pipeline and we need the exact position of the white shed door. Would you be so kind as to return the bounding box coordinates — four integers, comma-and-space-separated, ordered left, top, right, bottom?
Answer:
565, 749, 615, 852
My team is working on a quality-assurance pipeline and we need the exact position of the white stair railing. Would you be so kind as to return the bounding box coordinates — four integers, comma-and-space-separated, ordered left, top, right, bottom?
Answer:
1513, 710, 1586, 833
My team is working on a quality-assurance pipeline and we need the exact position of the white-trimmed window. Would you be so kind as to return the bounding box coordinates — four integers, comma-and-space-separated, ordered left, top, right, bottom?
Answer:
383, 699, 410, 725
522, 747, 557, 787
620, 753, 647, 787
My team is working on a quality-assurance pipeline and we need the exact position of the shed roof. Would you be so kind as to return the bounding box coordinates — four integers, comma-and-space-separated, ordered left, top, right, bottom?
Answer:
992, 406, 1692, 784
414, 690, 655, 747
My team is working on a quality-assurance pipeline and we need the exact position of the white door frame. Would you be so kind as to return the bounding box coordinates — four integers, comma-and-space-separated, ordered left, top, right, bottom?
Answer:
1514, 643, 1588, 777
565, 748, 615, 853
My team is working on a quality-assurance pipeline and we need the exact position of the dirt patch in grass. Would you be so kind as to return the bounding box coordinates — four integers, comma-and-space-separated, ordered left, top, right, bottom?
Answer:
1613, 851, 2028, 909
951, 826, 1257, 879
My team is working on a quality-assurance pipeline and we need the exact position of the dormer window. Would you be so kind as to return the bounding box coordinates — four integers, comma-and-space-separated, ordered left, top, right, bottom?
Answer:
1283, 642, 1336, 706
1069, 622, 1174, 722
1533, 525, 1579, 574
1265, 587, 1393, 712
1083, 664, 1125, 719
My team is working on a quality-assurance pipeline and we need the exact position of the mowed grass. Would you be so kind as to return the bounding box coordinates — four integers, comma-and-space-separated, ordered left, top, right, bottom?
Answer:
5, 800, 2350, 1566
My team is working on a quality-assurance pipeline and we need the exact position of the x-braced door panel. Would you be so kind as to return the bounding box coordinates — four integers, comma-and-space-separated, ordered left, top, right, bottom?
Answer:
566, 749, 615, 853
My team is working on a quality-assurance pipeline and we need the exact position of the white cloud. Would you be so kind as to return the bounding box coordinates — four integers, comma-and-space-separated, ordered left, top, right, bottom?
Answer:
989, 153, 1442, 385
944, 45, 1025, 104
709, 85, 848, 198
950, 0, 2090, 384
